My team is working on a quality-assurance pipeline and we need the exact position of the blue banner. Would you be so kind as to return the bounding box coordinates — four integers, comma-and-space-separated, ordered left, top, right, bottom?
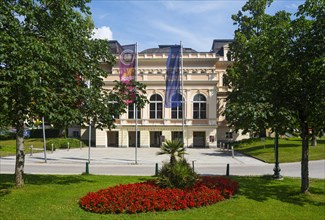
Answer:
165, 46, 181, 108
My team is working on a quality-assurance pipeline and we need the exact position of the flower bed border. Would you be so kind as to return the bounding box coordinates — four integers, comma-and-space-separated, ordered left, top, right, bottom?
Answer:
79, 176, 238, 214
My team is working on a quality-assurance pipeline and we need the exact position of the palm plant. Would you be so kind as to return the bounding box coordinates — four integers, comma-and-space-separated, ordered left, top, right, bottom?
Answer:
157, 139, 187, 166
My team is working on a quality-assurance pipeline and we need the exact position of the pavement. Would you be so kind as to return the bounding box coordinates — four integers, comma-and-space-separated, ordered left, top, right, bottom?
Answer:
1, 147, 324, 178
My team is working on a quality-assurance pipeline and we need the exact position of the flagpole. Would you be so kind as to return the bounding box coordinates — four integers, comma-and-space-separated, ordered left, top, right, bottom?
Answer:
135, 42, 138, 164
180, 41, 185, 147
87, 80, 91, 165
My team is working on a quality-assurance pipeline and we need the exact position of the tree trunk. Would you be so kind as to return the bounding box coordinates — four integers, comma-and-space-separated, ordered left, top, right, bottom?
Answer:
273, 131, 282, 179
170, 155, 176, 166
59, 127, 67, 138
300, 118, 309, 193
15, 120, 25, 187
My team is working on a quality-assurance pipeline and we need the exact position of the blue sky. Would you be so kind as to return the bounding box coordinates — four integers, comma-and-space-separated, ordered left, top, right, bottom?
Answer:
89, 0, 304, 52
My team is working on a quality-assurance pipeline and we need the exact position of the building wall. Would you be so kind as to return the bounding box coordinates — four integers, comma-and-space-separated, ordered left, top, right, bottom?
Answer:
90, 41, 249, 148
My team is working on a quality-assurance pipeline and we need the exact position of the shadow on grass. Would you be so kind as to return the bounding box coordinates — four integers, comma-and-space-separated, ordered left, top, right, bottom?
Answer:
233, 175, 325, 207
0, 174, 95, 194
237, 144, 300, 153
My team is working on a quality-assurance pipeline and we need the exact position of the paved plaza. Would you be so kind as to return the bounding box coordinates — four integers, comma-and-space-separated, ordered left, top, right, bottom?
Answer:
1, 147, 324, 178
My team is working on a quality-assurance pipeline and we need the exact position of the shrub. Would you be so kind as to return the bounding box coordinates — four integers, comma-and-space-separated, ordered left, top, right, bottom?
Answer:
79, 176, 239, 214
157, 139, 187, 165
29, 129, 60, 138
157, 158, 198, 189
156, 139, 197, 189
47, 138, 81, 150
0, 131, 15, 140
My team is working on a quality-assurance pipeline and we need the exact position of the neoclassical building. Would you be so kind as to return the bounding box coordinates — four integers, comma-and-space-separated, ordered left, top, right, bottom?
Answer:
80, 39, 249, 148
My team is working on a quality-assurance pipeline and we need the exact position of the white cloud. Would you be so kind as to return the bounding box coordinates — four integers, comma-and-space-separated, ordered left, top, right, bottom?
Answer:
285, 3, 299, 10
152, 21, 213, 51
92, 26, 113, 40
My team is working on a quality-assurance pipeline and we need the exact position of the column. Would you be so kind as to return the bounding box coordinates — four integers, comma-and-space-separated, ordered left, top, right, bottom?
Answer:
140, 130, 150, 148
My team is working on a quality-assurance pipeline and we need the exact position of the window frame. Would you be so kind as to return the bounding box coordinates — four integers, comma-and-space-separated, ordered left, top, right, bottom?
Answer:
171, 93, 183, 119
193, 94, 207, 119
149, 94, 163, 119
128, 102, 141, 119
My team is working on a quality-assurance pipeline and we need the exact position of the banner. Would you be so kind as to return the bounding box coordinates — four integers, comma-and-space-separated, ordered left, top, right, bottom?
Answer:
165, 45, 181, 108
119, 44, 136, 83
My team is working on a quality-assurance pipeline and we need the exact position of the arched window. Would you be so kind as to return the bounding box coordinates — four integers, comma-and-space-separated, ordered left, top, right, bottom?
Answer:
150, 94, 163, 119
128, 103, 141, 119
171, 93, 183, 119
193, 94, 206, 119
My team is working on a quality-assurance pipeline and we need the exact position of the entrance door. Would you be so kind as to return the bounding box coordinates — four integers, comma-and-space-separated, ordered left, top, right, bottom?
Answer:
193, 132, 205, 148
107, 131, 118, 147
129, 131, 140, 147
172, 131, 183, 143
150, 131, 162, 147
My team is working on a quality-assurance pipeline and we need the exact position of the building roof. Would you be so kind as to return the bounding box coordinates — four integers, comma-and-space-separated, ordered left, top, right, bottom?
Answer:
210, 39, 233, 56
140, 45, 197, 54
108, 40, 123, 54
108, 40, 234, 55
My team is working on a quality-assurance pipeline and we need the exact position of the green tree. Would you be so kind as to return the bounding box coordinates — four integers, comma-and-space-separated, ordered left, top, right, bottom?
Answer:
225, 0, 324, 193
156, 139, 197, 189
0, 0, 147, 187
157, 139, 187, 166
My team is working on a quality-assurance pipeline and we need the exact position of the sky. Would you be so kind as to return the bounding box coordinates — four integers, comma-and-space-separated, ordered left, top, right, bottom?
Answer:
89, 0, 305, 52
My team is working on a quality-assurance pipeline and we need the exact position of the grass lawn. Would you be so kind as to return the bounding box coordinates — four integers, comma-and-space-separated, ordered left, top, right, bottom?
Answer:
0, 138, 82, 157
234, 137, 325, 163
0, 139, 44, 157
0, 174, 324, 219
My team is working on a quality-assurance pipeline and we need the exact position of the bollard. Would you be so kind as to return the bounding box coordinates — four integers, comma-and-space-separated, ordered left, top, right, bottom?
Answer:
192, 160, 195, 172
155, 163, 158, 176
30, 145, 33, 156
231, 146, 235, 158
226, 163, 230, 176
80, 141, 82, 150
67, 142, 70, 151
51, 143, 54, 153
85, 162, 89, 174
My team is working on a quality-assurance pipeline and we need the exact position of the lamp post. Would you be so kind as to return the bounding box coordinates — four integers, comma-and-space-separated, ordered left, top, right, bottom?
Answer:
42, 116, 47, 163
273, 132, 282, 179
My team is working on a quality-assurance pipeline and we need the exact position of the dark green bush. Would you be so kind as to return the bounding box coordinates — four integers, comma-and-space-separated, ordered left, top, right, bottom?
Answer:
0, 132, 15, 140
47, 138, 81, 150
157, 158, 198, 189
29, 129, 60, 138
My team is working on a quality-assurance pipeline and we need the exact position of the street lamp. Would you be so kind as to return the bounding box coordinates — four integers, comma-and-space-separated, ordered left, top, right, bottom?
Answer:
273, 132, 282, 179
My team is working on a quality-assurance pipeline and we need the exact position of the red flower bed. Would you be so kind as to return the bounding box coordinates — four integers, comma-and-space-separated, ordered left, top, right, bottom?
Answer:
79, 176, 238, 214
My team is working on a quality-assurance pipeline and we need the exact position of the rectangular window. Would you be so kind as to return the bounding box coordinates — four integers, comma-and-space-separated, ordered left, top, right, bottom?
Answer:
128, 109, 134, 119
226, 132, 233, 139
157, 103, 162, 119
128, 103, 141, 119
150, 103, 155, 119
172, 106, 183, 119
73, 131, 80, 138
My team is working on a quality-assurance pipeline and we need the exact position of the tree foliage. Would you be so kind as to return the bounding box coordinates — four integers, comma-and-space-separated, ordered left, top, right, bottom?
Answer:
157, 139, 187, 166
225, 0, 324, 193
0, 0, 147, 187
156, 139, 197, 189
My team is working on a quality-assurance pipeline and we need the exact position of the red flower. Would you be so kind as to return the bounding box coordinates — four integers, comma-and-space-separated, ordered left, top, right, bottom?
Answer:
79, 176, 238, 214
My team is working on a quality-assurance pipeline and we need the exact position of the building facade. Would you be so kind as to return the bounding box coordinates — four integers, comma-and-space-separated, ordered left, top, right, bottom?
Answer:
81, 40, 249, 148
